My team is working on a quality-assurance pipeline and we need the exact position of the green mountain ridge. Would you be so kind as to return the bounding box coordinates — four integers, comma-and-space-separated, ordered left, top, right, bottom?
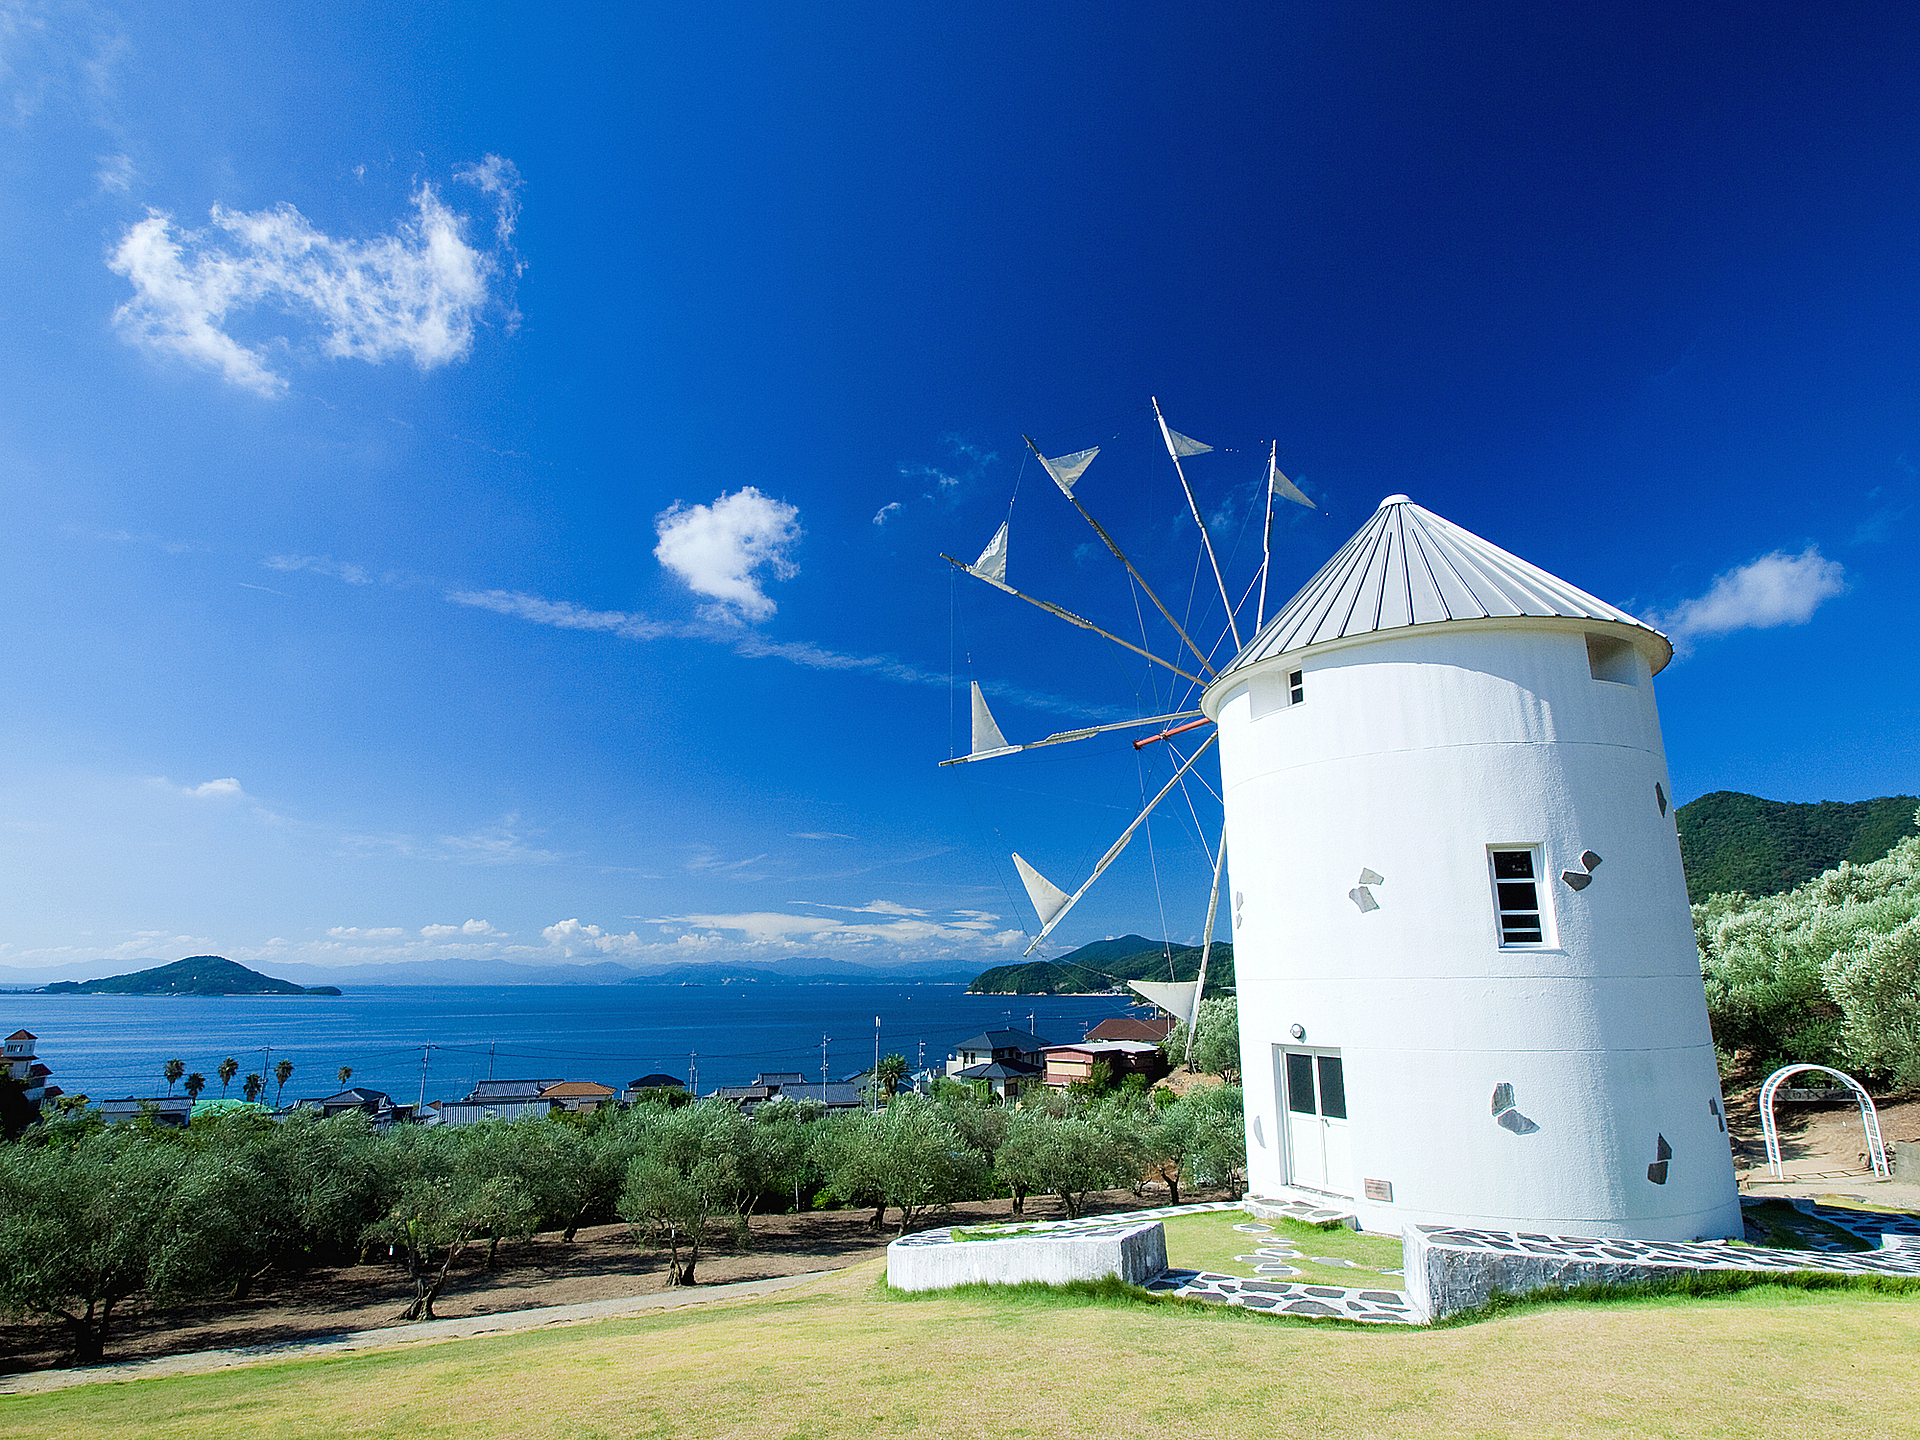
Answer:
1677, 791, 1920, 903
39, 955, 340, 997
969, 934, 1234, 995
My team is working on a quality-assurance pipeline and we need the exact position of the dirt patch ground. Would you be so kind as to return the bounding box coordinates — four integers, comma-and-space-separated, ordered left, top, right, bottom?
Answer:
0, 1184, 1234, 1375
1727, 1083, 1920, 1206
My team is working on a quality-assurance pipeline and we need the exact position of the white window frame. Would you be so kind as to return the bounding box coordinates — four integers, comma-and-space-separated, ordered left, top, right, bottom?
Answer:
1488, 844, 1553, 948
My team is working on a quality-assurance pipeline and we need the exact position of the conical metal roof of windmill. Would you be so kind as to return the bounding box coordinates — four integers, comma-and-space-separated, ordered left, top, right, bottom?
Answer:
1219, 494, 1673, 679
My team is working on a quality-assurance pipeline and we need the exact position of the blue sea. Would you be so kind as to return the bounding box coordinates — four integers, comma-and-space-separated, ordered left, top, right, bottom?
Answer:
0, 985, 1140, 1106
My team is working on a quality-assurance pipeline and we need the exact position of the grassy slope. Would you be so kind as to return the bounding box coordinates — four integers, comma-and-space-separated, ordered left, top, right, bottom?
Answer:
1677, 791, 1920, 903
1161, 1209, 1405, 1289
6, 1264, 1918, 1439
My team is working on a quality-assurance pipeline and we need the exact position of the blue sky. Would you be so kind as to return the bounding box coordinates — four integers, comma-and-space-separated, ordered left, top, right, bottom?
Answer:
1, 0, 1915, 977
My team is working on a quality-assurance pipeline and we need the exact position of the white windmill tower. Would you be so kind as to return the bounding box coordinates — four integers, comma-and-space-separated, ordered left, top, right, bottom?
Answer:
945, 407, 1740, 1244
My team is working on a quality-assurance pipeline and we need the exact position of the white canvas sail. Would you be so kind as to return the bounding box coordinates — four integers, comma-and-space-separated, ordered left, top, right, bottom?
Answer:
970, 682, 1010, 755
1038, 446, 1099, 495
1270, 454, 1314, 509
1129, 978, 1200, 1027
1163, 427, 1213, 458
1012, 853, 1072, 927
972, 521, 1009, 583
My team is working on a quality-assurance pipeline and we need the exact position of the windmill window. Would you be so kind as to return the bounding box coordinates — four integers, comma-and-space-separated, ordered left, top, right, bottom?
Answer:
1490, 847, 1547, 945
1586, 633, 1637, 685
1289, 670, 1305, 705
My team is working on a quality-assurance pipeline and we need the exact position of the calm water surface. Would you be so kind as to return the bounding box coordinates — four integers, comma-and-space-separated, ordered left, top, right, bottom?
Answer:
0, 985, 1138, 1105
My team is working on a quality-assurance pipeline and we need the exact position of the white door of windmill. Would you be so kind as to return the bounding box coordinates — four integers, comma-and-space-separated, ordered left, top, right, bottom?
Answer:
1279, 1047, 1352, 1197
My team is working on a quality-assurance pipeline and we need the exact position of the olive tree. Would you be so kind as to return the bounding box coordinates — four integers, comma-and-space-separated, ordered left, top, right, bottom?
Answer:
617, 1101, 753, 1286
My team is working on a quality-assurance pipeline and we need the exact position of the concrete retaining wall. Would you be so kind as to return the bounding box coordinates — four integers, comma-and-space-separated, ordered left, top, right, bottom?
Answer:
886, 1221, 1167, 1293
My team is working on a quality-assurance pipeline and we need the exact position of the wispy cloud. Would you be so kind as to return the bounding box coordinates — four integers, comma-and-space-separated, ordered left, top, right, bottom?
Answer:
653, 486, 801, 622
872, 501, 902, 526
94, 150, 133, 193
447, 589, 679, 640
437, 818, 564, 866
152, 775, 246, 799
1655, 545, 1848, 654
790, 831, 854, 841
327, 925, 404, 939
542, 906, 1022, 957
106, 160, 521, 395
266, 554, 372, 584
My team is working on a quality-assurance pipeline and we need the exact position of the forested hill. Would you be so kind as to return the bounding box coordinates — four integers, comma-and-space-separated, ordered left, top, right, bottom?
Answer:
39, 955, 340, 996
969, 934, 1234, 995
1677, 791, 1920, 903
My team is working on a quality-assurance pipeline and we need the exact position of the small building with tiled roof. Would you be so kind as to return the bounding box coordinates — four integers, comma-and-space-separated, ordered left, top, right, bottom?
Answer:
539, 1080, 617, 1113
1042, 1039, 1169, 1090
1085, 1014, 1176, 1044
945, 1029, 1049, 1078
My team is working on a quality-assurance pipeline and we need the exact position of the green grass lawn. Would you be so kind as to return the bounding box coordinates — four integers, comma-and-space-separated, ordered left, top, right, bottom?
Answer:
4, 1263, 1918, 1439
1160, 1208, 1407, 1290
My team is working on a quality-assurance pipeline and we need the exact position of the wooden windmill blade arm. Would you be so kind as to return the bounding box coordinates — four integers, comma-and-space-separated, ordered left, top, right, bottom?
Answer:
1152, 396, 1241, 651
939, 555, 1206, 686
936, 710, 1205, 767
1021, 733, 1219, 956
1020, 436, 1218, 679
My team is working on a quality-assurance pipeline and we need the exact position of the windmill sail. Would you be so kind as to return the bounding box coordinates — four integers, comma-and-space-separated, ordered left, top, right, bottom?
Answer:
970, 682, 1010, 755
972, 521, 1009, 582
1012, 853, 1072, 927
1270, 454, 1314, 509
1129, 979, 1200, 1027
1163, 428, 1213, 458
1037, 446, 1099, 496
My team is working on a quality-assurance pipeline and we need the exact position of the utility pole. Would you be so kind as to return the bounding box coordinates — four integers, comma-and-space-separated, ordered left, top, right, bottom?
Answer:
487, 1042, 495, 1081
417, 1044, 433, 1109
689, 1051, 698, 1096
821, 1034, 830, 1088
873, 1015, 881, 1112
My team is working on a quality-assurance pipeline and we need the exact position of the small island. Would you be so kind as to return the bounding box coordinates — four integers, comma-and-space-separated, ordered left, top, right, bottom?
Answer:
38, 955, 339, 997
968, 935, 1235, 995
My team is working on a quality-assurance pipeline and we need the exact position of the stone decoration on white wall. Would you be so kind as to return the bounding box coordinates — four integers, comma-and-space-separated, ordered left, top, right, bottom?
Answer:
1202, 496, 1742, 1243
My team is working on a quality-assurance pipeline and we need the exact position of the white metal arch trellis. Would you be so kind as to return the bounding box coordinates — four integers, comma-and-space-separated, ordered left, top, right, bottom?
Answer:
1757, 1064, 1889, 1180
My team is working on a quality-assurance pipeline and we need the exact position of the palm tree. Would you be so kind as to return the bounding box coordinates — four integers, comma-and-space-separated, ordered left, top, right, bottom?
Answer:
337, 1065, 353, 1088
163, 1059, 185, 1095
875, 1052, 908, 1099
184, 1072, 206, 1103
273, 1058, 294, 1106
243, 1072, 264, 1103
218, 1057, 239, 1096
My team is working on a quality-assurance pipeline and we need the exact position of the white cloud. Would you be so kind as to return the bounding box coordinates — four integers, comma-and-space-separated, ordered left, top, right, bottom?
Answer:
790, 831, 854, 840
153, 776, 246, 799
653, 486, 801, 622
421, 918, 498, 937
1657, 546, 1848, 653
872, 501, 902, 526
455, 154, 523, 252
265, 554, 372, 584
106, 168, 518, 396
437, 819, 563, 866
327, 925, 404, 939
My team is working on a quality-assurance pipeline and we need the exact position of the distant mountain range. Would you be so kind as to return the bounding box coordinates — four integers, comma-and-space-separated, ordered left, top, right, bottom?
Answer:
0, 952, 976, 990
1677, 791, 1919, 903
968, 935, 1234, 996
37, 956, 340, 997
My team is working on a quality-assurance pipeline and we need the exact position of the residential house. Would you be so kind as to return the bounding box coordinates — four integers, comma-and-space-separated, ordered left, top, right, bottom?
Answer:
1042, 1039, 1171, 1090
622, 1074, 685, 1103
464, 1078, 562, 1103
541, 1080, 616, 1113
2, 1029, 58, 1108
712, 1072, 864, 1112
298, 1087, 399, 1121
101, 1096, 193, 1127
945, 1029, 1049, 1077
1085, 1013, 1177, 1044
431, 1097, 558, 1126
